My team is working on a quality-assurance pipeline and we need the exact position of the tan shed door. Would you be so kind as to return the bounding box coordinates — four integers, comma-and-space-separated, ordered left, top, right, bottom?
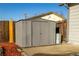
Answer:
32, 21, 56, 46
40, 22, 49, 45
32, 21, 49, 46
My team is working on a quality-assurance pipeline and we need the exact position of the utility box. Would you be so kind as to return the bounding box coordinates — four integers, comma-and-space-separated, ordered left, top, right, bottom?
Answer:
56, 33, 61, 44
56, 27, 61, 44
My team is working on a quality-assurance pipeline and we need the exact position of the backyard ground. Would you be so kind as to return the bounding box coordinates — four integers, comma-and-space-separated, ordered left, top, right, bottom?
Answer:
22, 43, 79, 56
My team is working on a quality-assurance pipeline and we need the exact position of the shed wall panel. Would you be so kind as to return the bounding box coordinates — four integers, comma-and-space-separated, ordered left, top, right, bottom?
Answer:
26, 21, 32, 47
32, 22, 40, 46
15, 21, 23, 47
21, 21, 27, 47
48, 22, 56, 44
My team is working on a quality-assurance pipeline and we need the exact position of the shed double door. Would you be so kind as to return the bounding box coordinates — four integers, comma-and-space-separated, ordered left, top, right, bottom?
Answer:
32, 21, 55, 46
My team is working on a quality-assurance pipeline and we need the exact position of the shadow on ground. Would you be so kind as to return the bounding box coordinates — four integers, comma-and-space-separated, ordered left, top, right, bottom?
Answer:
32, 53, 79, 56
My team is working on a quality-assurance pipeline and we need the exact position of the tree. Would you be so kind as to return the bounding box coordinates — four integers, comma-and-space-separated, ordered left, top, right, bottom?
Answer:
59, 3, 69, 9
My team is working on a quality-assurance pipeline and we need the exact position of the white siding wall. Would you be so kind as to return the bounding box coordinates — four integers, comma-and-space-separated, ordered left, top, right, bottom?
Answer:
68, 5, 79, 44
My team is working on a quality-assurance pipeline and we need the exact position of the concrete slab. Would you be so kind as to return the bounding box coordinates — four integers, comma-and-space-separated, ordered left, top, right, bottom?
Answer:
22, 43, 79, 56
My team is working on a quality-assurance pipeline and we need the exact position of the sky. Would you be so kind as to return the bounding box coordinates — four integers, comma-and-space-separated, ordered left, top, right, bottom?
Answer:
0, 3, 68, 21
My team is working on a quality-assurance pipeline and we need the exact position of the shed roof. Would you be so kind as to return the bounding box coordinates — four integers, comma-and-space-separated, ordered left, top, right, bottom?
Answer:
68, 3, 79, 7
17, 12, 65, 22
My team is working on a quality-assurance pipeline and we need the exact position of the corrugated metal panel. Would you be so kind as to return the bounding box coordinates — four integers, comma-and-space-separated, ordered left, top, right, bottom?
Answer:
48, 22, 56, 44
26, 21, 31, 47
15, 21, 23, 47
16, 21, 32, 47
22, 21, 27, 47
32, 22, 40, 46
68, 4, 79, 43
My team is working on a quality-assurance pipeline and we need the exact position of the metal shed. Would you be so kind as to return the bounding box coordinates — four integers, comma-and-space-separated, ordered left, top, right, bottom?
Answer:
15, 12, 64, 47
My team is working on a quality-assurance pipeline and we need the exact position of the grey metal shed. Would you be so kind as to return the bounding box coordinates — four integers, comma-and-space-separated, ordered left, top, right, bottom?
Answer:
15, 12, 64, 47
15, 18, 56, 47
